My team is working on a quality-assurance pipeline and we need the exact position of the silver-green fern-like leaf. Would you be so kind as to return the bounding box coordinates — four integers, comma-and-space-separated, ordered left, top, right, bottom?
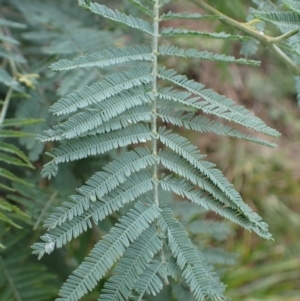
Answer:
161, 11, 216, 20
99, 226, 163, 301
50, 45, 153, 71
33, 1, 281, 300
157, 70, 280, 137
158, 206, 227, 301
130, 260, 168, 300
158, 128, 272, 239
54, 202, 161, 301
158, 45, 260, 66
78, 1, 154, 35
32, 171, 154, 259
79, 105, 152, 136
39, 87, 153, 141
41, 124, 152, 178
161, 27, 250, 40
49, 67, 152, 115
159, 149, 245, 209
157, 107, 276, 147
43, 148, 156, 229
253, 11, 300, 26
160, 175, 271, 239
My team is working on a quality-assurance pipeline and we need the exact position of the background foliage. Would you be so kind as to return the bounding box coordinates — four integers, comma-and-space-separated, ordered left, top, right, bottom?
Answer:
0, 0, 299, 300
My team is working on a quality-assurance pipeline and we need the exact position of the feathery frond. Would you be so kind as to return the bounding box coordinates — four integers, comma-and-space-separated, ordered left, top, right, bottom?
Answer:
158, 128, 264, 213
39, 87, 153, 141
130, 260, 168, 300
44, 148, 156, 228
253, 11, 300, 26
160, 175, 272, 239
157, 71, 280, 137
41, 124, 152, 178
78, 1, 154, 35
161, 11, 216, 20
31, 1, 281, 300
54, 202, 161, 301
157, 107, 276, 147
79, 105, 152, 136
99, 226, 163, 301
50, 45, 152, 71
49, 67, 152, 115
157, 132, 272, 239
158, 149, 240, 208
161, 27, 250, 40
158, 206, 226, 301
33, 170, 154, 259
158, 45, 260, 66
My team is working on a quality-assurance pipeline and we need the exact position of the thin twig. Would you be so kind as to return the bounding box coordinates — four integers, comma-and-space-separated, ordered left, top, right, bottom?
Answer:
191, 0, 300, 75
0, 86, 13, 125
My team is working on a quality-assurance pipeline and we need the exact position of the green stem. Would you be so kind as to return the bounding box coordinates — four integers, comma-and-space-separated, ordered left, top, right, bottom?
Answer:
270, 44, 300, 75
191, 0, 300, 75
152, 0, 160, 206
0, 86, 13, 125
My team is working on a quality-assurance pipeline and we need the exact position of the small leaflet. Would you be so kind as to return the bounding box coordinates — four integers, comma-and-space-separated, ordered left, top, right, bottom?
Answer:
90, 194, 97, 202
44, 241, 55, 254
